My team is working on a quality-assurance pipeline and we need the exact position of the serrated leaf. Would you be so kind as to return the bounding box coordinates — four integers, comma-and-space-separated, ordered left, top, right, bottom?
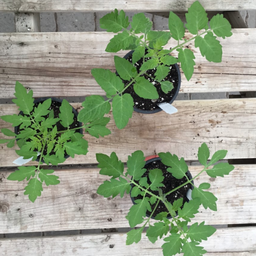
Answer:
1, 128, 16, 137
192, 187, 217, 211
208, 149, 227, 165
147, 31, 171, 49
16, 128, 36, 139
12, 81, 34, 115
7, 139, 15, 148
140, 58, 159, 72
206, 162, 234, 178
64, 141, 88, 157
188, 221, 216, 242
39, 169, 60, 186
96, 152, 124, 178
59, 99, 74, 128
182, 241, 207, 256
89, 117, 110, 127
139, 177, 149, 188
159, 152, 188, 179
198, 142, 210, 166
185, 1, 208, 34
195, 32, 222, 62
1, 114, 31, 128
15, 147, 37, 159
147, 222, 169, 241
114, 56, 137, 81
147, 235, 158, 244
162, 234, 182, 256
132, 46, 145, 64
126, 227, 144, 245
7, 166, 36, 181
168, 12, 185, 40
97, 177, 130, 198
131, 13, 152, 34
91, 69, 124, 98
155, 65, 170, 82
40, 118, 60, 129
160, 81, 174, 94
172, 198, 183, 211
86, 125, 111, 138
131, 186, 141, 197
177, 48, 195, 81
100, 9, 129, 33
210, 14, 232, 39
24, 178, 43, 202
149, 168, 164, 191
44, 155, 65, 165
127, 150, 146, 180
79, 95, 111, 124
112, 94, 134, 129
134, 77, 159, 99
160, 55, 177, 65
178, 198, 200, 221
33, 98, 51, 121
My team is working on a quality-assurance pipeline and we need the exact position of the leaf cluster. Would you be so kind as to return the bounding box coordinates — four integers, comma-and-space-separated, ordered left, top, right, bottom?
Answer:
97, 143, 234, 256
0, 82, 111, 202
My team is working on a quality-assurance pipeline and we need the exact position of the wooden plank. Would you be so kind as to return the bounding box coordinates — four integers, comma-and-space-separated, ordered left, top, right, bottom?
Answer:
15, 13, 41, 32
223, 11, 248, 28
1, 0, 256, 12
0, 165, 255, 233
0, 29, 255, 98
0, 227, 256, 255
1, 98, 256, 167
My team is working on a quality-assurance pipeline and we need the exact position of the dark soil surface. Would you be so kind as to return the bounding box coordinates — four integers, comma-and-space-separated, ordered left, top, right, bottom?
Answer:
123, 52, 180, 112
132, 159, 193, 218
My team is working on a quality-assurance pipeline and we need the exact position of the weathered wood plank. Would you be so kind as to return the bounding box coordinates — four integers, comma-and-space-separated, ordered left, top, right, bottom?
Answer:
0, 227, 256, 255
1, 98, 256, 167
0, 29, 255, 98
1, 0, 256, 12
0, 165, 255, 233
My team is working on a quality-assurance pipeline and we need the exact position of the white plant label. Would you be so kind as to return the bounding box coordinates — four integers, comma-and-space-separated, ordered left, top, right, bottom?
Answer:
13, 153, 41, 166
186, 189, 192, 200
158, 102, 178, 115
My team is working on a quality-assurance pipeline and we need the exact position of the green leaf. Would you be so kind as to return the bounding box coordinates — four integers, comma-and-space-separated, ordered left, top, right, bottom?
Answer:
198, 142, 210, 166
177, 48, 195, 81
91, 69, 124, 98
89, 117, 110, 127
126, 197, 149, 227
147, 222, 169, 240
140, 58, 159, 72
155, 212, 169, 221
1, 128, 16, 137
132, 46, 145, 64
160, 55, 177, 65
7, 166, 36, 181
12, 81, 34, 115
33, 98, 51, 121
188, 221, 216, 242
147, 31, 171, 49
192, 187, 217, 211
160, 81, 174, 94
178, 198, 201, 221
86, 125, 111, 138
0, 139, 10, 144
182, 241, 207, 256
114, 56, 137, 81
199, 183, 211, 190
16, 128, 36, 139
15, 147, 37, 159
40, 118, 60, 129
59, 99, 74, 128
24, 178, 43, 202
96, 152, 124, 178
64, 141, 88, 157
78, 95, 111, 124
44, 155, 65, 165
155, 65, 170, 82
159, 152, 188, 179
195, 32, 222, 62
139, 177, 149, 188
1, 114, 31, 128
97, 177, 130, 198
206, 162, 234, 178
127, 150, 146, 180
185, 1, 208, 35
210, 14, 232, 39
112, 94, 134, 129
168, 12, 185, 40
147, 235, 158, 244
39, 169, 60, 186
208, 150, 227, 165
131, 13, 152, 34
134, 77, 159, 99
131, 186, 142, 197
172, 198, 183, 211
149, 168, 164, 191
126, 227, 144, 245
7, 139, 15, 148
162, 234, 182, 256
100, 9, 129, 33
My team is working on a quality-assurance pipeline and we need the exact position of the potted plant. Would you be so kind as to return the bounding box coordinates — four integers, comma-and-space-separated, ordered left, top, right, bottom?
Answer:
0, 81, 111, 202
97, 143, 234, 256
90, 1, 232, 129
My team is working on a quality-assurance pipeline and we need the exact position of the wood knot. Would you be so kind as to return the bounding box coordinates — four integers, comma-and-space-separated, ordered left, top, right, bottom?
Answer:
0, 201, 9, 213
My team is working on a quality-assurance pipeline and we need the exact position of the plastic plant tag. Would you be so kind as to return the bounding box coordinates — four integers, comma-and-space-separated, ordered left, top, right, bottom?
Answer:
186, 189, 192, 200
13, 153, 40, 166
158, 102, 178, 115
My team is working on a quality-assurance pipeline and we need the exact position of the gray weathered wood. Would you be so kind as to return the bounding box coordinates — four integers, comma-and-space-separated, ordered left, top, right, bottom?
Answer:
15, 13, 40, 32
223, 11, 248, 28
0, 165, 255, 233
0, 227, 256, 255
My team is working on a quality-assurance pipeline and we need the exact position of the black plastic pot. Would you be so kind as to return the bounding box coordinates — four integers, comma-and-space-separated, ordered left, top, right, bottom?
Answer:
14, 97, 83, 162
122, 50, 181, 114
130, 155, 193, 219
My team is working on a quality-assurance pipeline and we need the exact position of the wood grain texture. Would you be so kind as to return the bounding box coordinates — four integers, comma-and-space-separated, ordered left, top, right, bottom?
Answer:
0, 29, 255, 98
1, 98, 256, 167
1, 0, 256, 12
0, 165, 255, 233
0, 227, 256, 255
